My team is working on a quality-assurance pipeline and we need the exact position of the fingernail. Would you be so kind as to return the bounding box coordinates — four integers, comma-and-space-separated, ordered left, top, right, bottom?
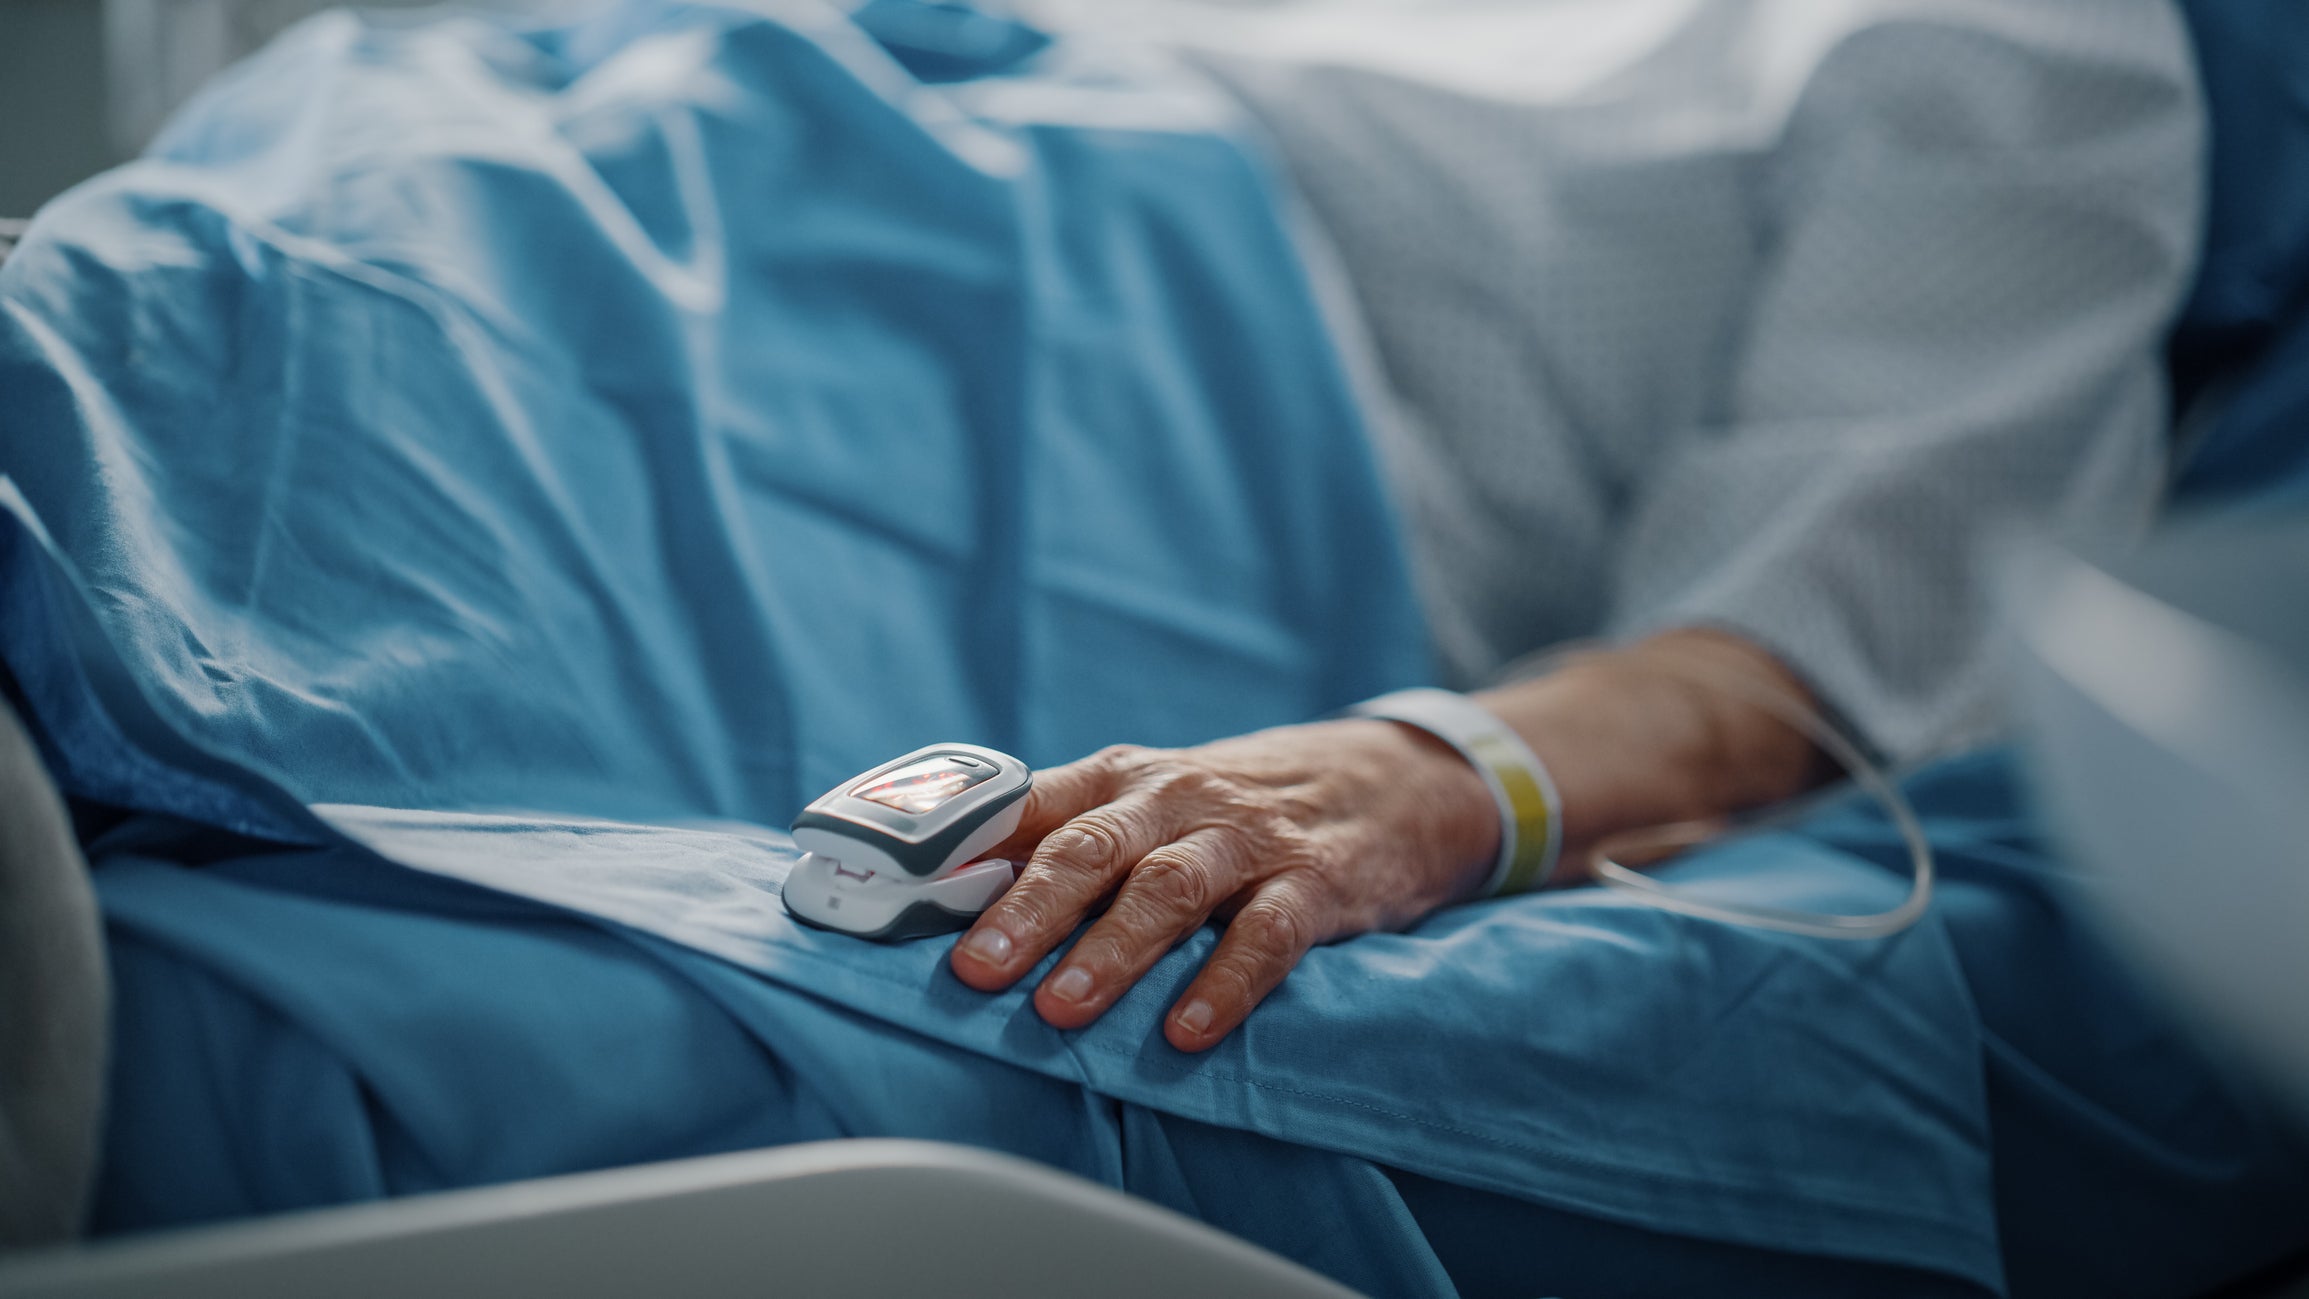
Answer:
1047, 966, 1094, 1003
960, 927, 1012, 966
1174, 999, 1215, 1036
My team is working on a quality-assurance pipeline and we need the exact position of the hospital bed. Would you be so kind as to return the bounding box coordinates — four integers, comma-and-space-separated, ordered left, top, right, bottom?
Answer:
5, 0, 2309, 1294
9, 530, 2309, 1295
7, 522, 2309, 1299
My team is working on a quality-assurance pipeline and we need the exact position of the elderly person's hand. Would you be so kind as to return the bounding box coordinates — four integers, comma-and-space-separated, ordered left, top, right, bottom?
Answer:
949, 720, 1500, 1051
950, 629, 1825, 1051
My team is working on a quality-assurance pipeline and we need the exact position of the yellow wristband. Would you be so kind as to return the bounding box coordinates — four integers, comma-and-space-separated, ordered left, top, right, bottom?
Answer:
1346, 687, 1561, 896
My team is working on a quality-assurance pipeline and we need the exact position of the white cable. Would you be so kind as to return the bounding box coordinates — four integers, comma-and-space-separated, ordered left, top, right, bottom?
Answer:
1513, 644, 1935, 941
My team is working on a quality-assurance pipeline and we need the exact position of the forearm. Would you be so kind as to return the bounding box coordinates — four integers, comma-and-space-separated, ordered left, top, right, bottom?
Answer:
950, 627, 1834, 1049
1472, 629, 1828, 884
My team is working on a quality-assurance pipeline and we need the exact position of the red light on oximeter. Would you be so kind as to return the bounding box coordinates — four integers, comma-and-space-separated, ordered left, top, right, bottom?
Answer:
850, 755, 994, 815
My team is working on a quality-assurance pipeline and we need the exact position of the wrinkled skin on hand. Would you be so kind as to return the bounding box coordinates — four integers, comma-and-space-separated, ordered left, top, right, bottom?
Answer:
948, 720, 1499, 1052
949, 629, 1824, 1052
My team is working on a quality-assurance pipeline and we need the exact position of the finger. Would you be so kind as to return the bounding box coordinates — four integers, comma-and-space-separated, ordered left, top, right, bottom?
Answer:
1163, 874, 1335, 1053
981, 745, 1140, 862
950, 790, 1177, 991
1032, 826, 1253, 1030
947, 746, 1137, 991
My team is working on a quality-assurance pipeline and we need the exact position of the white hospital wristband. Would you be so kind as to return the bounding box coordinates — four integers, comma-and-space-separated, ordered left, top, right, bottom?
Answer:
1345, 687, 1561, 897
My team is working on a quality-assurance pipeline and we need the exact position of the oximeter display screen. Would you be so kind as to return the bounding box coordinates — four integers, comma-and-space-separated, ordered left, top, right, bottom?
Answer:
851, 755, 994, 815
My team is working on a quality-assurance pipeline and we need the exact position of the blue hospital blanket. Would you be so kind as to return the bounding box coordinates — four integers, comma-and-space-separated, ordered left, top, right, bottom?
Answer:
3, 3, 2305, 1295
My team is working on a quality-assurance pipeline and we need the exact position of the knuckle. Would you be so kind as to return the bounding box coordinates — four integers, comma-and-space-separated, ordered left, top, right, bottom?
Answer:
1232, 899, 1310, 955
1045, 814, 1131, 873
1131, 766, 1182, 800
1093, 743, 1151, 775
1278, 837, 1328, 879
1158, 764, 1219, 800
1130, 850, 1218, 917
1271, 787, 1327, 826
1249, 808, 1301, 845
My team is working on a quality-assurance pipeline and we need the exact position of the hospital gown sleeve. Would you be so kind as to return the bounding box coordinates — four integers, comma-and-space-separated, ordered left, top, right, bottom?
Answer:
1604, 0, 2204, 760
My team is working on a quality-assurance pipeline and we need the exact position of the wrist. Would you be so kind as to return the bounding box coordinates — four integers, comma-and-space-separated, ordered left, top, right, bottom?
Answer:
1342, 689, 1562, 898
1476, 629, 1827, 876
1356, 718, 1502, 898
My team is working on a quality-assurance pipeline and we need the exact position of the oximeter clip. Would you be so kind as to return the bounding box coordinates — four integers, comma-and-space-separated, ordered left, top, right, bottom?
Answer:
781, 743, 1032, 941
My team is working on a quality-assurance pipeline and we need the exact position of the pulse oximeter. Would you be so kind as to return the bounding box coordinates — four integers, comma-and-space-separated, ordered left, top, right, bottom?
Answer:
781, 743, 1032, 940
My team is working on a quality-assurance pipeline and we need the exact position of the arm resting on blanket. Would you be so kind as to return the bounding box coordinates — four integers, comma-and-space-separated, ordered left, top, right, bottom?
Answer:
951, 628, 1822, 1052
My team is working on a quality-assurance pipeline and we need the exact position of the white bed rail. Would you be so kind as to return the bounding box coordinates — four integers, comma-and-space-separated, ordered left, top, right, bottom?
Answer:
0, 1139, 1362, 1298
